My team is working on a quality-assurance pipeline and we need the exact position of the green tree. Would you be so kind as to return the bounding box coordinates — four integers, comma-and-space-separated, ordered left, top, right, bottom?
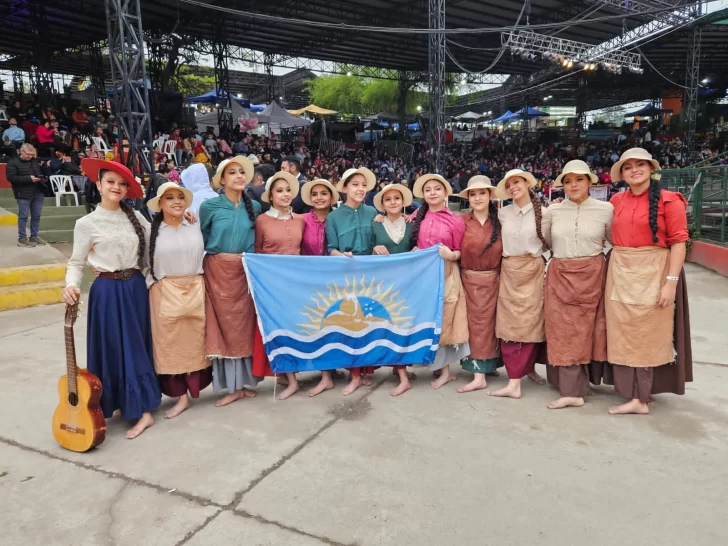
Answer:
304, 74, 365, 114
171, 66, 217, 98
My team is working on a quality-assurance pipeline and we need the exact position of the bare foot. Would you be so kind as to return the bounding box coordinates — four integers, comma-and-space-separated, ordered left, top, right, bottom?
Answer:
277, 381, 300, 401
432, 369, 442, 378
307, 374, 335, 397
527, 371, 546, 385
457, 377, 488, 393
215, 390, 246, 407
609, 399, 649, 415
391, 369, 416, 380
547, 396, 585, 410
390, 381, 411, 397
488, 380, 522, 399
277, 375, 289, 386
362, 376, 373, 386
243, 389, 257, 398
431, 369, 457, 390
342, 375, 363, 396
113, 409, 121, 417
125, 413, 154, 439
164, 395, 190, 419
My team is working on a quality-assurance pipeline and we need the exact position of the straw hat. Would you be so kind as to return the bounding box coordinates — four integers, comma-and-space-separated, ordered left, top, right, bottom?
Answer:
247, 154, 260, 165
412, 173, 452, 198
336, 167, 376, 192
456, 175, 496, 199
610, 147, 661, 182
494, 169, 537, 200
554, 160, 598, 187
81, 158, 144, 199
262, 171, 300, 203
301, 179, 339, 207
373, 183, 413, 212
147, 182, 193, 213
211, 155, 254, 189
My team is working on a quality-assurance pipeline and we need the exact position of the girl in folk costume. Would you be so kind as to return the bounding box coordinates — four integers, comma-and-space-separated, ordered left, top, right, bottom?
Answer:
454, 176, 504, 394
604, 148, 692, 415
370, 183, 415, 397
541, 161, 613, 409
199, 156, 261, 407
323, 167, 379, 396
251, 171, 306, 400
61, 160, 161, 439
410, 173, 469, 390
146, 182, 212, 419
490, 169, 547, 400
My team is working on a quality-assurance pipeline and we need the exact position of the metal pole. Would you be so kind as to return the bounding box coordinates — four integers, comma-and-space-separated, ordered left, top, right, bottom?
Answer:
427, 0, 446, 174
213, 23, 233, 139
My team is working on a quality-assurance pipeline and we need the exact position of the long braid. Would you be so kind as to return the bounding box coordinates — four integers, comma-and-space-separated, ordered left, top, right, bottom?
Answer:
241, 190, 257, 227
409, 202, 429, 248
120, 202, 146, 270
148, 213, 163, 281
529, 190, 548, 248
481, 200, 501, 253
648, 178, 661, 243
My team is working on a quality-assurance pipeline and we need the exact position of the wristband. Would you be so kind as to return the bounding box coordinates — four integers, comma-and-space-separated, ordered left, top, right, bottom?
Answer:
666, 275, 679, 281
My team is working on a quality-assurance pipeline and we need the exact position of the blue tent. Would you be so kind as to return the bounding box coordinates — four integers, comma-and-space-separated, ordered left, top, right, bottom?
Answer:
624, 104, 668, 118
249, 104, 268, 113
188, 88, 251, 108
488, 110, 516, 124
515, 106, 549, 118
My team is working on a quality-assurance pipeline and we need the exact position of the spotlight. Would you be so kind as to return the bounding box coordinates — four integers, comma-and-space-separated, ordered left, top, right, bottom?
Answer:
702, 78, 709, 84
346, 71, 352, 76
417, 105, 422, 112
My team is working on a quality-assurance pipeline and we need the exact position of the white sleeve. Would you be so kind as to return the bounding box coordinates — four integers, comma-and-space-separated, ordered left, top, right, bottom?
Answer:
65, 221, 92, 289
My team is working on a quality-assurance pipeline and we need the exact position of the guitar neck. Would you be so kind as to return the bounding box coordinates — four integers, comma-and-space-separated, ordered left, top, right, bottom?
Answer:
64, 324, 78, 395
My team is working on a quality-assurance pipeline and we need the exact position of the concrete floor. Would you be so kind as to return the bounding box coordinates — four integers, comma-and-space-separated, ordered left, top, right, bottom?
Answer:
1, 263, 727, 546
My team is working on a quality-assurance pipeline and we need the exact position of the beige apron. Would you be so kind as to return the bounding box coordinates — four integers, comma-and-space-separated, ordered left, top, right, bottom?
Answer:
496, 255, 545, 343
440, 261, 469, 346
605, 246, 673, 367
149, 274, 209, 375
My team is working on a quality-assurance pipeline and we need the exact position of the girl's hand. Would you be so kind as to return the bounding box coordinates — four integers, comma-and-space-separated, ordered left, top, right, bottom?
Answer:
374, 215, 386, 224
657, 281, 677, 307
438, 245, 455, 261
343, 251, 353, 258
90, 266, 101, 277
373, 245, 390, 256
61, 286, 81, 306
404, 213, 415, 223
184, 211, 197, 224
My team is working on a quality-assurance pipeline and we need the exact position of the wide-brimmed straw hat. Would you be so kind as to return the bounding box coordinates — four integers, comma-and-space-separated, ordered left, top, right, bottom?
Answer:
301, 179, 339, 206
147, 182, 193, 213
262, 171, 300, 203
247, 154, 260, 165
373, 183, 413, 212
412, 173, 452, 198
610, 148, 661, 182
336, 167, 376, 192
554, 160, 598, 187
456, 175, 496, 199
81, 158, 144, 199
494, 169, 537, 200
211, 155, 254, 189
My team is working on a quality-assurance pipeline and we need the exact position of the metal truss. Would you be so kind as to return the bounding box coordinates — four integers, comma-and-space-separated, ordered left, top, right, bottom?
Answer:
89, 41, 108, 111
212, 23, 234, 138
576, 76, 588, 137
28, 1, 55, 108
502, 30, 642, 72
683, 25, 701, 159
105, 0, 155, 184
264, 52, 275, 104
428, 0, 446, 174
12, 70, 24, 99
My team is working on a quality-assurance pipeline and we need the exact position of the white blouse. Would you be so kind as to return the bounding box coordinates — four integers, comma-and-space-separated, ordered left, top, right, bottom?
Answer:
65, 206, 150, 289
145, 219, 205, 288
542, 198, 613, 259
498, 201, 547, 258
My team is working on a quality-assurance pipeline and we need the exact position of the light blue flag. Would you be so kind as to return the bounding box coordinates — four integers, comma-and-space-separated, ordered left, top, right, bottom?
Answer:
243, 247, 444, 373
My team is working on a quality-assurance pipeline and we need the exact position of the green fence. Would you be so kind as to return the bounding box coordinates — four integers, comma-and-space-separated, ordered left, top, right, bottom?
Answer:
658, 165, 728, 245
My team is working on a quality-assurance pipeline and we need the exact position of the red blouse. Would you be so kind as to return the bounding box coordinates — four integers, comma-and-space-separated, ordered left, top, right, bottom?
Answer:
610, 189, 689, 248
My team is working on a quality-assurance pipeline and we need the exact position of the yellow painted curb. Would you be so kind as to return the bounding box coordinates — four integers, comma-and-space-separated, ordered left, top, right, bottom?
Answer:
0, 213, 17, 226
0, 281, 65, 311
0, 264, 67, 287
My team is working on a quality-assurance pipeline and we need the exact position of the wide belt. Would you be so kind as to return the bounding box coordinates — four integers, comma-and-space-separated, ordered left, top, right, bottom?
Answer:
98, 268, 140, 280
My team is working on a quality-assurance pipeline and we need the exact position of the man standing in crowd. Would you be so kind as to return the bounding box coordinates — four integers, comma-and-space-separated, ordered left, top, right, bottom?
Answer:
2, 119, 25, 148
281, 156, 310, 214
6, 144, 47, 247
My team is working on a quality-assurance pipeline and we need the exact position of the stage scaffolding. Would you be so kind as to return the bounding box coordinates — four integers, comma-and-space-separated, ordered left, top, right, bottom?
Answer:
428, 0, 446, 174
212, 22, 234, 139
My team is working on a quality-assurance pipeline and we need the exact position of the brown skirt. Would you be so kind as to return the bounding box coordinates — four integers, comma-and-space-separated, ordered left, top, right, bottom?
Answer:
544, 256, 607, 366
203, 253, 256, 359
440, 261, 469, 346
496, 255, 545, 343
460, 268, 499, 361
149, 275, 210, 375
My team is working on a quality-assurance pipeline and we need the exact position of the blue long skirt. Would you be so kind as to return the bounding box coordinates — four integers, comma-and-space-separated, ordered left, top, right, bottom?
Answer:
87, 272, 161, 420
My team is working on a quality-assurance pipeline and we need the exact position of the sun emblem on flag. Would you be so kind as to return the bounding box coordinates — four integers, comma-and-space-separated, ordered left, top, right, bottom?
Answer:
297, 275, 413, 334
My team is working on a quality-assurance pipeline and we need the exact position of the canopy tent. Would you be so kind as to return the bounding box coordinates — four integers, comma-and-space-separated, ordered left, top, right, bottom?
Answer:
624, 103, 671, 117
514, 106, 550, 117
362, 112, 399, 123
454, 111, 481, 121
487, 110, 515, 124
188, 88, 251, 108
288, 104, 338, 116
195, 101, 267, 136
260, 100, 311, 129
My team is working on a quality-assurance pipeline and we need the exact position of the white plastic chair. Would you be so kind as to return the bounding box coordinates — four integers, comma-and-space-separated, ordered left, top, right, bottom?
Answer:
152, 138, 165, 151
49, 175, 79, 207
92, 136, 112, 156
162, 140, 178, 164
0, 107, 8, 122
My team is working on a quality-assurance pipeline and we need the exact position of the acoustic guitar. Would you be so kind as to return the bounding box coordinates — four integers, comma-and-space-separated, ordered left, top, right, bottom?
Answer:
52, 302, 106, 452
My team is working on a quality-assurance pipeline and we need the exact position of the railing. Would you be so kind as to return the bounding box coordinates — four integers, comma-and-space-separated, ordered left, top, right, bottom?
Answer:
658, 165, 728, 245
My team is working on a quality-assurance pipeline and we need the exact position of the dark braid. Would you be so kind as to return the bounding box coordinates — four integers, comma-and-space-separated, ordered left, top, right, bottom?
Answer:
119, 202, 146, 270
409, 202, 429, 248
529, 190, 548, 248
148, 213, 164, 281
241, 190, 257, 228
481, 201, 501, 254
648, 178, 661, 243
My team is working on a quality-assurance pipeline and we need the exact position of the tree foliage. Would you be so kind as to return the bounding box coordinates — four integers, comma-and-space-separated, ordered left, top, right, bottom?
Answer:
171, 66, 217, 98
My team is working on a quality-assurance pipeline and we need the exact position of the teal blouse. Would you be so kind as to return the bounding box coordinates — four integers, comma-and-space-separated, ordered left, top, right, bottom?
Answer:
325, 203, 377, 255
370, 220, 413, 255
199, 194, 261, 254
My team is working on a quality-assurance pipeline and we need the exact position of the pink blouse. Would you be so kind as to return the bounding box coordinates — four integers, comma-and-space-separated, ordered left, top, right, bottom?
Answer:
416, 207, 465, 250
302, 210, 327, 256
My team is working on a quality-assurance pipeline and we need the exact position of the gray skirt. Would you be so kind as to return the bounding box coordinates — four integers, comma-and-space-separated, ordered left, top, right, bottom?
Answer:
212, 357, 260, 393
419, 343, 471, 372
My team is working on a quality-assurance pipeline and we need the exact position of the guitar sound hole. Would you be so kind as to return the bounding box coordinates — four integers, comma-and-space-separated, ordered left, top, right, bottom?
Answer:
68, 393, 79, 407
